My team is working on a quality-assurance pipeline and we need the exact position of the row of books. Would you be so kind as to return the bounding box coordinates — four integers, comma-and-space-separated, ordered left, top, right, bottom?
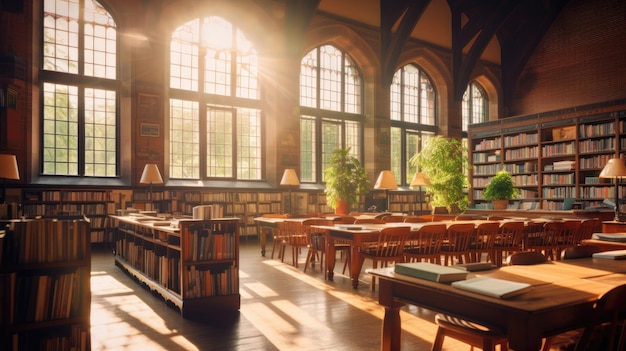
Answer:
184, 265, 239, 298
0, 270, 83, 325
578, 121, 615, 138
24, 190, 111, 202
1, 220, 88, 265
11, 324, 89, 351
183, 229, 237, 261
503, 133, 538, 147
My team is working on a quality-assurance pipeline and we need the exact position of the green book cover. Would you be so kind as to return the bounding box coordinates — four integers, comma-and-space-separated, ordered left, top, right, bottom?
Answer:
394, 262, 468, 282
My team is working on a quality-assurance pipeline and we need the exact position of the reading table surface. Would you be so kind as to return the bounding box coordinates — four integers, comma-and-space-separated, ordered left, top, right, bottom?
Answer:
369, 258, 626, 351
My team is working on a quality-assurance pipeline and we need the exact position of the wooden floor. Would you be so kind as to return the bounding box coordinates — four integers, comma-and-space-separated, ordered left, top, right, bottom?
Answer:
89, 239, 472, 351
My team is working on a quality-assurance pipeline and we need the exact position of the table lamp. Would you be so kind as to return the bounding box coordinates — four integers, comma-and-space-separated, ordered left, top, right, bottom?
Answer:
599, 158, 626, 222
0, 154, 20, 204
410, 172, 431, 214
140, 163, 163, 211
374, 170, 397, 212
280, 168, 300, 214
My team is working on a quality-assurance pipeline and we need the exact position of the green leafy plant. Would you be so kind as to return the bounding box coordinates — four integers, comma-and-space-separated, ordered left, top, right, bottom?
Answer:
410, 136, 469, 213
483, 170, 519, 201
323, 148, 371, 211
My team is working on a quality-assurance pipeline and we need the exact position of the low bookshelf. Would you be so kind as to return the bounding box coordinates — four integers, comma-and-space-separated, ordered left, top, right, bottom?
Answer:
110, 215, 240, 318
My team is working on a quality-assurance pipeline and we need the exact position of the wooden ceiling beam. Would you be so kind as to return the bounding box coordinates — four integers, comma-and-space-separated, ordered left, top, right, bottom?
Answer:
380, 0, 431, 86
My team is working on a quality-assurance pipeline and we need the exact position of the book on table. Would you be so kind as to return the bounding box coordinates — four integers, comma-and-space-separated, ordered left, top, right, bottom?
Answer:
592, 250, 626, 260
451, 277, 532, 299
452, 262, 494, 272
393, 262, 468, 282
592, 233, 626, 242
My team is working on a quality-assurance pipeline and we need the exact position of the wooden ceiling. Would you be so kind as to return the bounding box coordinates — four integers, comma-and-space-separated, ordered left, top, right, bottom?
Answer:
289, 0, 571, 104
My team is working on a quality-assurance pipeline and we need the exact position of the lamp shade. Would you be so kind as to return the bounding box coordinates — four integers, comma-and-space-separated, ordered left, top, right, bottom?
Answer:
410, 172, 431, 187
140, 164, 163, 184
0, 154, 20, 180
280, 168, 300, 186
374, 170, 397, 190
599, 158, 626, 178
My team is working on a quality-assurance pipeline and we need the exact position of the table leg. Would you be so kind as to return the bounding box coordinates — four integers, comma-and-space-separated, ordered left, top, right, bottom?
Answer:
379, 279, 404, 351
326, 238, 336, 281
258, 224, 269, 257
350, 245, 365, 289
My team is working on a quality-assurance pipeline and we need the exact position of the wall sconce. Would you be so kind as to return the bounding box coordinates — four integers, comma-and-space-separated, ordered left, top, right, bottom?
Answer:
374, 170, 397, 212
0, 154, 20, 204
599, 158, 626, 222
140, 163, 163, 211
280, 169, 300, 214
410, 172, 431, 215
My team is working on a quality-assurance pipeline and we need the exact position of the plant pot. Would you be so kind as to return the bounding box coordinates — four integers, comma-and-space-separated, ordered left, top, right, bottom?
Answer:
334, 200, 350, 215
491, 199, 509, 210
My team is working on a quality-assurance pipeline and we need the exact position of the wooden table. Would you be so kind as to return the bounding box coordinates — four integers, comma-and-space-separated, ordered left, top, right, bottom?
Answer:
602, 220, 626, 233
254, 217, 282, 256
369, 258, 626, 351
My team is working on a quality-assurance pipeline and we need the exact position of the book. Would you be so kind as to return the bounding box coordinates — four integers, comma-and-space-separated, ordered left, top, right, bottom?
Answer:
592, 233, 626, 242
451, 277, 532, 299
452, 262, 494, 272
394, 262, 468, 282
592, 250, 626, 260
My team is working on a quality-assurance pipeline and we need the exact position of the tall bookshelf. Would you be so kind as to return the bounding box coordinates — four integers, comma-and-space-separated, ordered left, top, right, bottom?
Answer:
21, 189, 116, 245
111, 215, 240, 318
0, 219, 91, 350
469, 105, 626, 212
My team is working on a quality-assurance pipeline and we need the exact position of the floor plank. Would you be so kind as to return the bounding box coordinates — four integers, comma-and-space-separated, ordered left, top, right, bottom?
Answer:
90, 240, 478, 350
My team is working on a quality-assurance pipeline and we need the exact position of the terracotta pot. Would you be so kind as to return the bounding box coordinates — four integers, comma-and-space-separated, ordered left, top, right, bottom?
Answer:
491, 199, 509, 210
334, 200, 350, 215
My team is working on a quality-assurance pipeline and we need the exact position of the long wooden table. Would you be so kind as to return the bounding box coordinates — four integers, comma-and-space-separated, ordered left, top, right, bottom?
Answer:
369, 258, 626, 351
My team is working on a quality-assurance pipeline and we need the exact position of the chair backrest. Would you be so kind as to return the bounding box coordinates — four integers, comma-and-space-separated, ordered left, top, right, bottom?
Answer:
302, 218, 333, 250
497, 221, 526, 249
558, 220, 582, 246
382, 215, 405, 223
542, 221, 564, 246
407, 223, 447, 255
505, 251, 548, 265
574, 283, 626, 351
403, 216, 429, 223
472, 221, 501, 250
374, 212, 393, 219
561, 245, 601, 260
578, 219, 601, 242
445, 223, 476, 252
369, 226, 411, 257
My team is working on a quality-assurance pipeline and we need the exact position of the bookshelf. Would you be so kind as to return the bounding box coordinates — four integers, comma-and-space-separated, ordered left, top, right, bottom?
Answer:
132, 189, 175, 213
0, 219, 91, 350
468, 105, 626, 212
21, 189, 116, 245
111, 215, 240, 318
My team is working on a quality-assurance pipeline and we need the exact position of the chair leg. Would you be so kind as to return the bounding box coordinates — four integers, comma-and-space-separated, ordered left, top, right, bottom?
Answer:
431, 328, 445, 351
371, 260, 378, 291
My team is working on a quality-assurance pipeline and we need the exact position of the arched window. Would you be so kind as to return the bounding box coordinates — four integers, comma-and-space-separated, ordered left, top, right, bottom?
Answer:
390, 64, 436, 185
299, 45, 363, 183
41, 0, 118, 176
169, 16, 261, 180
462, 82, 487, 133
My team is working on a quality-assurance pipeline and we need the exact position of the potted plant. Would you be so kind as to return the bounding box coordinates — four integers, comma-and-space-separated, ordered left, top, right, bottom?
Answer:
323, 148, 371, 214
483, 170, 519, 210
410, 136, 469, 213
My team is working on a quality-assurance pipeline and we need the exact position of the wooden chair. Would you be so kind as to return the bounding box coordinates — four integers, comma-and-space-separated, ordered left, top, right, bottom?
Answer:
381, 215, 405, 223
578, 218, 601, 242
467, 221, 500, 263
492, 221, 526, 266
280, 221, 309, 267
403, 223, 446, 264
560, 245, 601, 260
527, 221, 563, 260
403, 216, 429, 223
264, 214, 290, 259
301, 218, 334, 273
358, 226, 410, 291
441, 223, 476, 265
432, 246, 549, 351
572, 283, 626, 350
555, 220, 582, 259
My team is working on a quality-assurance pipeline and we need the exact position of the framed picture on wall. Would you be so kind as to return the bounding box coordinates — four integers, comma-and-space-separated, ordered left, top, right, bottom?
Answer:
140, 123, 160, 137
